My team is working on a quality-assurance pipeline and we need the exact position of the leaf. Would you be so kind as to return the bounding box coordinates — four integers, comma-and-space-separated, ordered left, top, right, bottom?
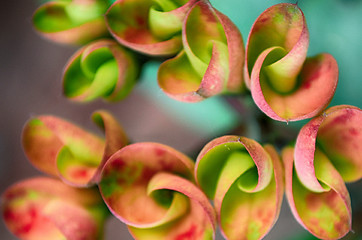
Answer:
1, 177, 109, 240
63, 39, 139, 102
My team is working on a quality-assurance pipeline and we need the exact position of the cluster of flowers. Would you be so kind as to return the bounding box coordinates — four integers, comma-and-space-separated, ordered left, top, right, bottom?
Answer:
3, 106, 361, 240
2, 0, 361, 240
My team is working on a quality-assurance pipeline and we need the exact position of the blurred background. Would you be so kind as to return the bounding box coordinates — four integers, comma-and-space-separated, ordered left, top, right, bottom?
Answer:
1, 0, 361, 239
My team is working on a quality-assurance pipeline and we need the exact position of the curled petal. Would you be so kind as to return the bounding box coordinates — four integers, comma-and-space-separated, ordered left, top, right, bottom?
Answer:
129, 173, 216, 239
245, 3, 337, 121
33, 0, 109, 45
99, 143, 215, 239
295, 105, 362, 191
22, 110, 128, 186
2, 177, 108, 240
63, 39, 139, 102
283, 147, 352, 239
245, 3, 308, 88
105, 0, 198, 55
195, 136, 283, 240
158, 1, 244, 102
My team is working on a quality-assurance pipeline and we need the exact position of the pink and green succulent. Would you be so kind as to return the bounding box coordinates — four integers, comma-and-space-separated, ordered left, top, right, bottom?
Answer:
284, 105, 362, 239
245, 3, 338, 122
4, 1, 362, 239
158, 0, 244, 102
2, 177, 109, 240
63, 40, 139, 102
195, 136, 284, 240
33, 0, 110, 45
99, 142, 216, 239
22, 110, 128, 186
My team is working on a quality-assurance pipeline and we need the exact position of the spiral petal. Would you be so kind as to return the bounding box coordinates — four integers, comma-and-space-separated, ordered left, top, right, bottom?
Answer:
99, 143, 215, 239
245, 3, 338, 121
158, 0, 244, 102
283, 147, 352, 239
294, 105, 362, 192
129, 172, 216, 240
63, 39, 139, 102
195, 136, 283, 240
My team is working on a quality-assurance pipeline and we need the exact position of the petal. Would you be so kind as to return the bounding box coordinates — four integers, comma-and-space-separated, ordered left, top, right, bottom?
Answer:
195, 136, 282, 240
214, 9, 244, 93
98, 143, 214, 239
283, 147, 352, 239
63, 39, 139, 102
42, 200, 100, 240
295, 105, 362, 187
105, 0, 197, 55
158, 1, 244, 102
245, 3, 337, 121
183, 1, 228, 76
2, 177, 108, 240
158, 42, 229, 102
22, 110, 128, 186
22, 115, 104, 178
129, 172, 216, 240
245, 3, 308, 89
149, 0, 196, 40
91, 110, 129, 175
183, 0, 244, 93
99, 142, 194, 227
158, 50, 204, 102
251, 51, 338, 121
33, 1, 109, 45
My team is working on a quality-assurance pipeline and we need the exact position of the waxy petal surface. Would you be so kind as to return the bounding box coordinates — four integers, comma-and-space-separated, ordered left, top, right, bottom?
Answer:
99, 143, 215, 239
2, 177, 108, 240
105, 0, 197, 55
33, 0, 109, 45
195, 136, 283, 240
129, 172, 216, 240
63, 39, 139, 102
295, 105, 362, 190
245, 3, 308, 88
283, 147, 352, 239
158, 0, 244, 102
22, 111, 128, 186
245, 3, 338, 121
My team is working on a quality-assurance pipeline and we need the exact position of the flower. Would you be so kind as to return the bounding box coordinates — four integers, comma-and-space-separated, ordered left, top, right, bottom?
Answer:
195, 136, 283, 240
22, 110, 128, 186
106, 0, 198, 55
2, 177, 108, 240
63, 40, 139, 102
33, 0, 110, 45
283, 105, 362, 239
99, 142, 216, 239
244, 3, 338, 122
158, 0, 244, 102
